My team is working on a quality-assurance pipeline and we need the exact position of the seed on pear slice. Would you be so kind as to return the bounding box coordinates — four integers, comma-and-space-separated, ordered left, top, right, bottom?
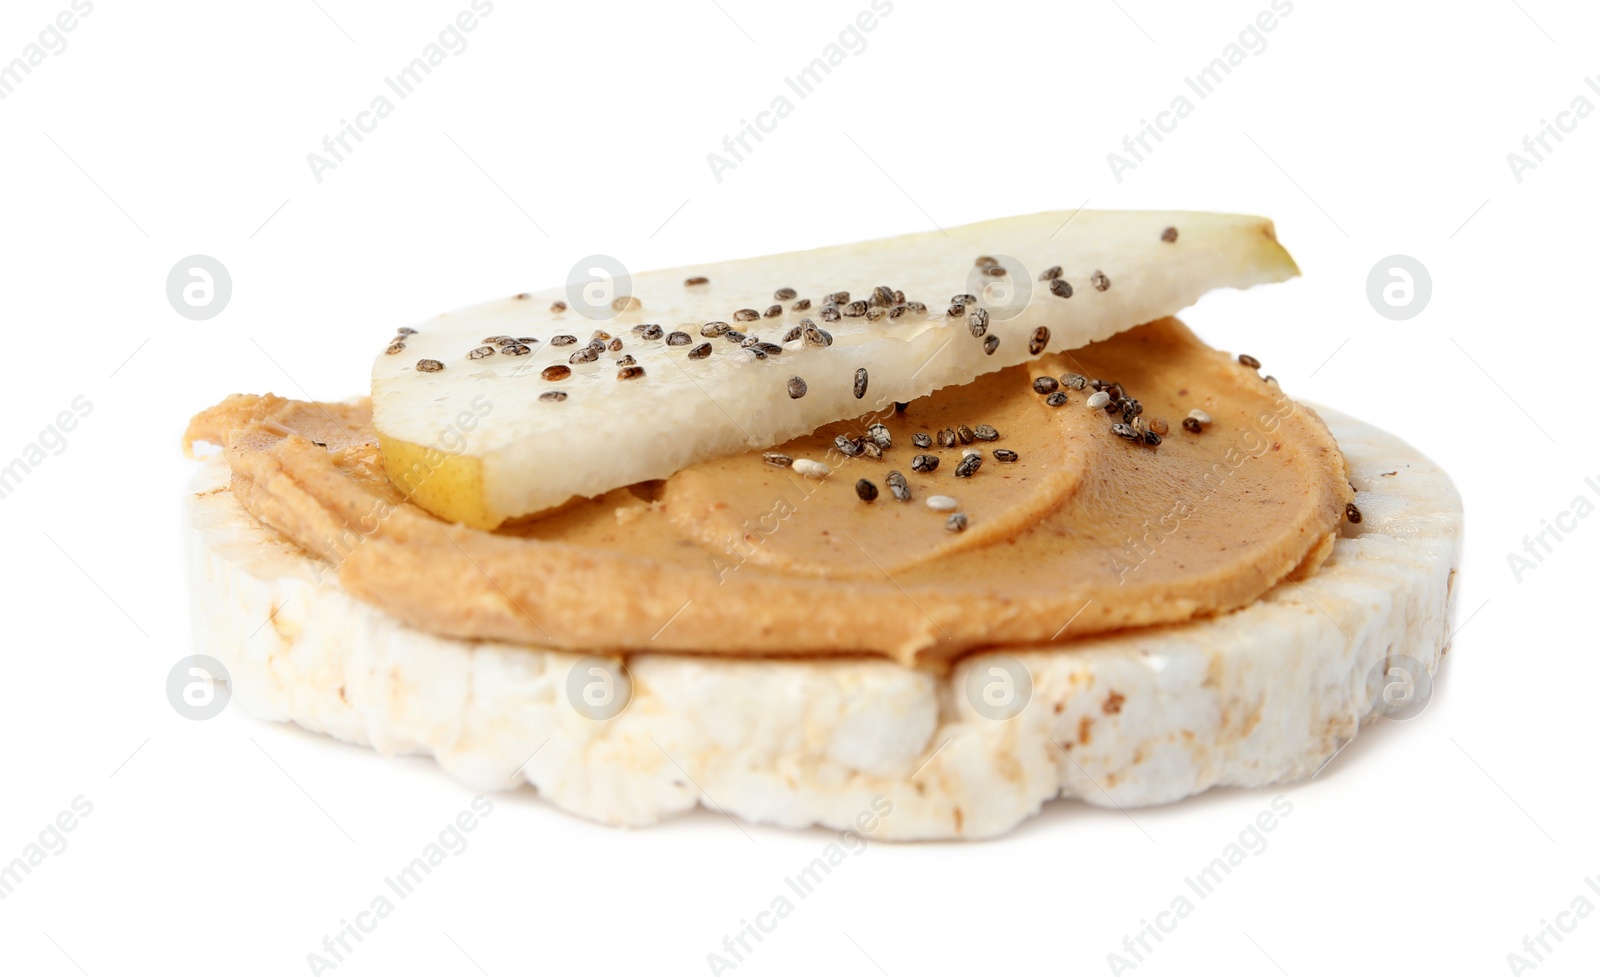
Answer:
372, 210, 1299, 528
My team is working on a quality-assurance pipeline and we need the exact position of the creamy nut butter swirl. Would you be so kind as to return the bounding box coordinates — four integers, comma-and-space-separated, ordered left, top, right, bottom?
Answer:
186, 319, 1349, 664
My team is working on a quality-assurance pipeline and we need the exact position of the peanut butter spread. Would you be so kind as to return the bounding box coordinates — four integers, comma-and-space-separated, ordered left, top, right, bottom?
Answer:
185, 319, 1351, 665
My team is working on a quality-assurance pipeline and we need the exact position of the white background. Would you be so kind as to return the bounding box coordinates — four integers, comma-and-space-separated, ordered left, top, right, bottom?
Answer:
2, 0, 1596, 974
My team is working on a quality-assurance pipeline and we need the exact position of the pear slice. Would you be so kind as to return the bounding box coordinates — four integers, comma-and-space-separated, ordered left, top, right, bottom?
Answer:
372, 210, 1297, 527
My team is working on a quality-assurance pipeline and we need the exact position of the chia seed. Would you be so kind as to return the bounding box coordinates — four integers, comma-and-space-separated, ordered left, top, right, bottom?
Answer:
937, 428, 957, 448
912, 433, 933, 448
542, 365, 572, 381
774, 287, 797, 301
994, 449, 1018, 463
792, 298, 812, 311
835, 435, 865, 457
853, 367, 868, 400
764, 452, 793, 468
1045, 391, 1068, 407
764, 304, 783, 318
688, 342, 712, 360
1049, 278, 1073, 299
1238, 353, 1261, 369
701, 321, 731, 337
666, 331, 692, 346
973, 424, 999, 441
867, 423, 892, 450
539, 391, 568, 402
945, 512, 968, 533
684, 276, 709, 286
1347, 502, 1363, 524
733, 308, 760, 322
855, 479, 879, 502
617, 364, 646, 380
983, 335, 999, 355
954, 453, 982, 477
968, 308, 989, 337
786, 376, 808, 399
1040, 265, 1062, 281
551, 334, 577, 346
956, 424, 975, 444
1032, 376, 1059, 395
1091, 270, 1110, 291
1182, 416, 1202, 433
911, 454, 940, 473
886, 470, 911, 501
415, 358, 444, 372
468, 346, 496, 359
1161, 227, 1178, 243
